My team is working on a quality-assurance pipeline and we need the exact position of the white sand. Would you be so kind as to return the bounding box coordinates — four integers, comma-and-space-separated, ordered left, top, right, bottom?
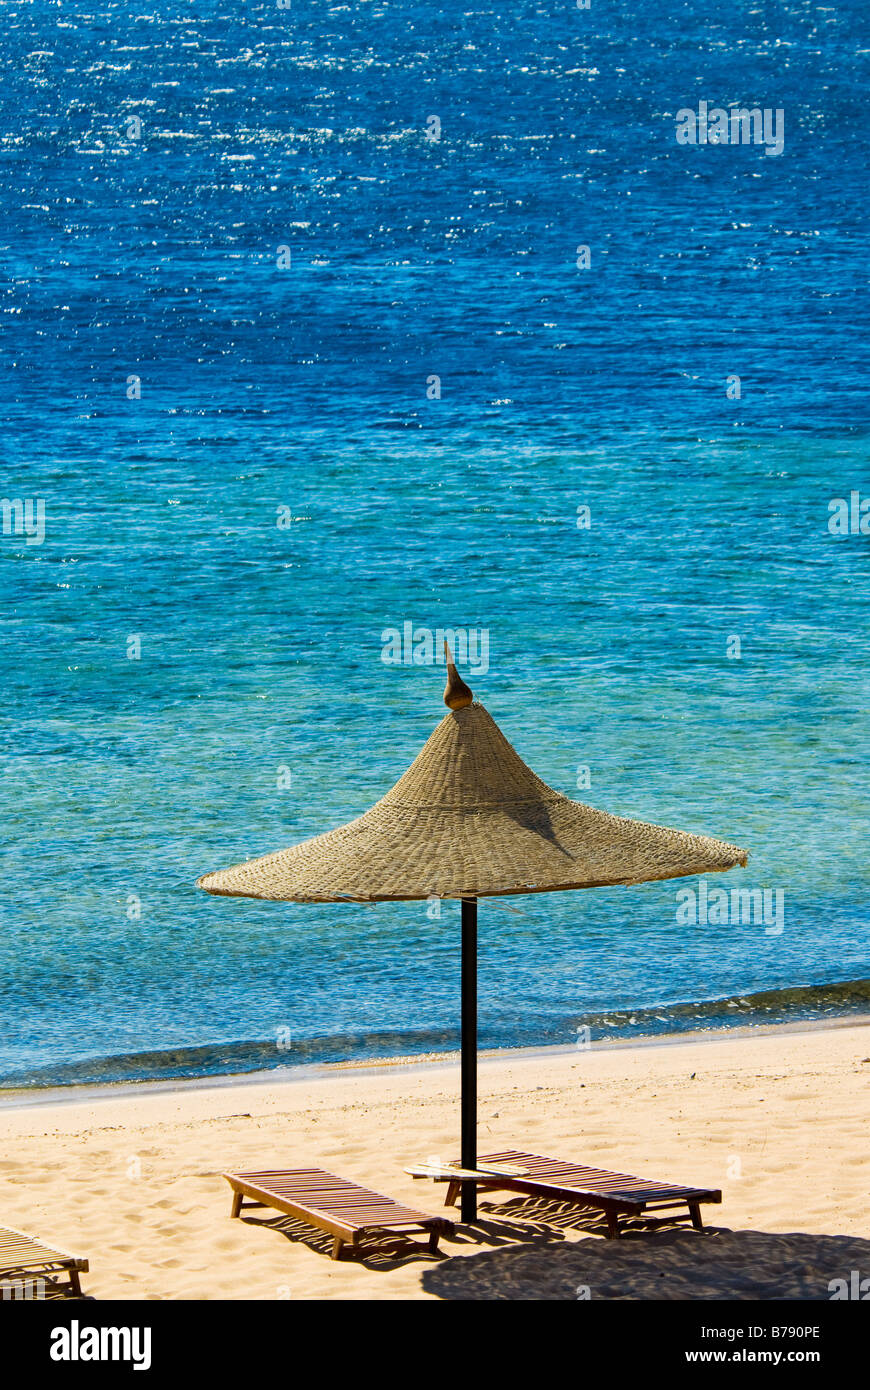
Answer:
1, 1020, 869, 1300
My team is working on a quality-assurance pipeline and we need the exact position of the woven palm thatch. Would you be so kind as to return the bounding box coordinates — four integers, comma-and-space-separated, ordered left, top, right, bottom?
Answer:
198, 702, 747, 903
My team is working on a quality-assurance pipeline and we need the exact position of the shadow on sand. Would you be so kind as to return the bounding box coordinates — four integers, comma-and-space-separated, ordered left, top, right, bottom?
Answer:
421, 1221, 870, 1300
241, 1192, 870, 1298
239, 1212, 450, 1271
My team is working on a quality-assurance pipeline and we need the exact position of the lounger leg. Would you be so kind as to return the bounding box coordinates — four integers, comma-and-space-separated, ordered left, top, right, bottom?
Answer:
230, 1192, 243, 1218
444, 1180, 460, 1208
68, 1269, 82, 1297
688, 1202, 704, 1231
331, 1237, 344, 1260
605, 1210, 621, 1239
428, 1230, 440, 1253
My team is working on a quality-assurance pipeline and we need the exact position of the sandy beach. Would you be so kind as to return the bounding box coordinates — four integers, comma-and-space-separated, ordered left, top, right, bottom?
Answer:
1, 1019, 869, 1301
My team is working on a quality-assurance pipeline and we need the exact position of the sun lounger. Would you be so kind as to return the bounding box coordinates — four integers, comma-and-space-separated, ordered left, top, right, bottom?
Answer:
0, 1225, 88, 1298
429, 1149, 721, 1237
224, 1167, 454, 1259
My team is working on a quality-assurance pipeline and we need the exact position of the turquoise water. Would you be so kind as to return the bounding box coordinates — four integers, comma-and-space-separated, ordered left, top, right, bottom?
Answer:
0, 1, 868, 1085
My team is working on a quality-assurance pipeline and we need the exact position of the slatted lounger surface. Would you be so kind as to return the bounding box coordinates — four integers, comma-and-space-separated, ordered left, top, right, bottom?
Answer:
224, 1168, 454, 1259
0, 1225, 88, 1297
442, 1150, 722, 1238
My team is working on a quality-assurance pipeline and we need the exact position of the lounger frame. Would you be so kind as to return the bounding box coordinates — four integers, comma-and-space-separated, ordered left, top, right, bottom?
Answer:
224, 1167, 454, 1260
440, 1150, 722, 1238
0, 1225, 88, 1298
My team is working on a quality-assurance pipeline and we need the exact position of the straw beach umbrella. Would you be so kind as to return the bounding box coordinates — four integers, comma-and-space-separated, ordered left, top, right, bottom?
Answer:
198, 654, 748, 1221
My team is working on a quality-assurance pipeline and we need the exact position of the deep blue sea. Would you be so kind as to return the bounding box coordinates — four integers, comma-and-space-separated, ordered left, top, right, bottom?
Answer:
0, 0, 868, 1087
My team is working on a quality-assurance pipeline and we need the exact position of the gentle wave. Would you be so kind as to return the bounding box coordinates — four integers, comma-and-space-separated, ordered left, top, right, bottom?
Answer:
2, 978, 867, 1091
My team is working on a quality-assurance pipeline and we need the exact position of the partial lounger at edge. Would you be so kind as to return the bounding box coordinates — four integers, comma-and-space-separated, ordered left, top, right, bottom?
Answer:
0, 1225, 88, 1297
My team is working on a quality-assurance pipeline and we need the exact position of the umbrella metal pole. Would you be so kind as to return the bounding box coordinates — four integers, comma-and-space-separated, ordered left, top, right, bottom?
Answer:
460, 896, 478, 1222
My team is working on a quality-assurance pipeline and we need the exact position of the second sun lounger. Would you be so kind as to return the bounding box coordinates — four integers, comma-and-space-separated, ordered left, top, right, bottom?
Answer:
224, 1167, 454, 1259
0, 1225, 88, 1298
438, 1150, 722, 1237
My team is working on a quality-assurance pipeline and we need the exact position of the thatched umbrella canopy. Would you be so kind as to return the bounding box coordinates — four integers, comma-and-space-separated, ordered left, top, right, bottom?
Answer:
199, 654, 748, 1219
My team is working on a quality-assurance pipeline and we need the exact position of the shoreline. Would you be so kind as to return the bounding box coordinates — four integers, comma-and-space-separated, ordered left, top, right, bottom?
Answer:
2, 974, 868, 1102
1, 1017, 868, 1298
2, 1010, 868, 1114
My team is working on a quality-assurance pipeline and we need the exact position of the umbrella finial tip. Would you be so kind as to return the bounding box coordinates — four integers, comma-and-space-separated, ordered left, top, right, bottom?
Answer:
443, 640, 473, 709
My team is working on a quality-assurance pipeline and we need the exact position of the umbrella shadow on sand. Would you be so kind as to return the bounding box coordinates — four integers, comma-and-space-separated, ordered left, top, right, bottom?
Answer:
421, 1215, 870, 1299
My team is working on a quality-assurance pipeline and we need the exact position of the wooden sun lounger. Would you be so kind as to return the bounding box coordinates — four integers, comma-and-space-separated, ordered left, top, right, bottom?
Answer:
224, 1167, 454, 1260
438, 1150, 722, 1238
0, 1226, 88, 1298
